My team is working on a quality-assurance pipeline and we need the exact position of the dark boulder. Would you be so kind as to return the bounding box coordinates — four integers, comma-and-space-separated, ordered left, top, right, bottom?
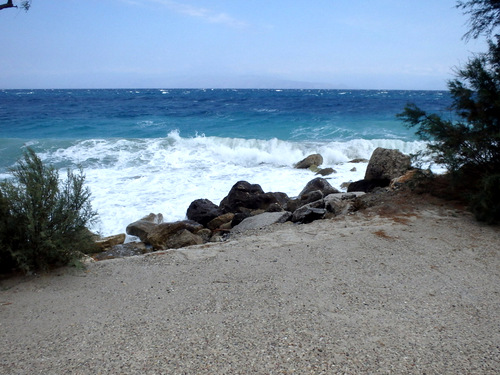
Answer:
186, 199, 221, 227
298, 177, 340, 197
365, 147, 411, 181
219, 181, 289, 214
231, 212, 251, 227
347, 179, 390, 193
286, 190, 324, 212
291, 201, 327, 223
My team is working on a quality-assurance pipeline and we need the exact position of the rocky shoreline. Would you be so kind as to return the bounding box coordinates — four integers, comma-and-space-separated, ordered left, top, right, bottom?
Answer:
2, 173, 499, 374
92, 147, 417, 260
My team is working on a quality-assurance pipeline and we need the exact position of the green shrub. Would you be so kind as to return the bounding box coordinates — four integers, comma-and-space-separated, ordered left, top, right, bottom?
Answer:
397, 36, 500, 223
0, 149, 97, 273
470, 174, 500, 224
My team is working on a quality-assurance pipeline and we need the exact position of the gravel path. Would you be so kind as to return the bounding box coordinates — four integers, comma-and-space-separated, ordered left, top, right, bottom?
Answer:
1, 199, 499, 374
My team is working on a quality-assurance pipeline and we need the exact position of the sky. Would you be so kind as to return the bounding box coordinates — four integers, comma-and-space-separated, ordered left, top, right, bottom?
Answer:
0, 0, 488, 90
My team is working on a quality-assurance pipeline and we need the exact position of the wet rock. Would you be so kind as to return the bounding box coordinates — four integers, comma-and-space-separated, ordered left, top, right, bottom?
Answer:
126, 214, 161, 242
315, 167, 336, 176
295, 154, 323, 169
348, 158, 369, 163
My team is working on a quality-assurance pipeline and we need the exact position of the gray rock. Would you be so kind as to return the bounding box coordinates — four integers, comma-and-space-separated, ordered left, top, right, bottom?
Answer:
290, 198, 326, 223
291, 204, 327, 223
323, 192, 366, 216
231, 211, 292, 233
365, 147, 411, 181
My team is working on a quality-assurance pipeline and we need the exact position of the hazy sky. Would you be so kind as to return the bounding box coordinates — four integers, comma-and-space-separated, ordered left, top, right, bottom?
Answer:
0, 0, 487, 89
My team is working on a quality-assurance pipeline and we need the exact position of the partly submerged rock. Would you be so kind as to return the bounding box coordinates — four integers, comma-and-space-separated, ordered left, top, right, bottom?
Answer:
315, 167, 336, 176
294, 154, 323, 169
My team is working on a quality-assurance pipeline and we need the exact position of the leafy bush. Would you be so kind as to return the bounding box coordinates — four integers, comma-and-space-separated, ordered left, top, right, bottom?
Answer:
470, 173, 500, 223
397, 1, 500, 223
0, 149, 97, 273
397, 36, 500, 223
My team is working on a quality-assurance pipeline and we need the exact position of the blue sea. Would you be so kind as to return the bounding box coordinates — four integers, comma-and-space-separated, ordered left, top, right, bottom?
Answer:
0, 89, 451, 236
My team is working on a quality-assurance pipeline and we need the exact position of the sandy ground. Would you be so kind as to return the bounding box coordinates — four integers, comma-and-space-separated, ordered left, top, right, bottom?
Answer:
1, 193, 499, 374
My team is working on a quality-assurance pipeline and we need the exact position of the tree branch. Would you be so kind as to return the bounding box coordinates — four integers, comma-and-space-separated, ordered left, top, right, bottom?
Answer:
0, 0, 16, 11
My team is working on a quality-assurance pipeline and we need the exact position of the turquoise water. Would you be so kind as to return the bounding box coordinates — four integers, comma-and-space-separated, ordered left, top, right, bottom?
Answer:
0, 89, 452, 235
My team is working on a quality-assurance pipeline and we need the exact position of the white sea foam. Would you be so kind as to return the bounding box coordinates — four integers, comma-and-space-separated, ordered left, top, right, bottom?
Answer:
38, 131, 432, 237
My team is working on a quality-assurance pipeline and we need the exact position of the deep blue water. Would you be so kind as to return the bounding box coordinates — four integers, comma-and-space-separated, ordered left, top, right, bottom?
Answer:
0, 88, 451, 142
0, 89, 453, 235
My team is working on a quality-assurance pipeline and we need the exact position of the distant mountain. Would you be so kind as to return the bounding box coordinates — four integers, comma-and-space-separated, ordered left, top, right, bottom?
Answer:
164, 74, 347, 90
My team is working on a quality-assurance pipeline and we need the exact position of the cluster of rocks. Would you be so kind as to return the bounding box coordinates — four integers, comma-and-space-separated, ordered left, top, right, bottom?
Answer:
92, 147, 415, 258
122, 177, 365, 252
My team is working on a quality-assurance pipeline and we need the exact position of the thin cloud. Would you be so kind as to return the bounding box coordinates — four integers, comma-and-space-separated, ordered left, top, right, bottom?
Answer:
147, 0, 248, 28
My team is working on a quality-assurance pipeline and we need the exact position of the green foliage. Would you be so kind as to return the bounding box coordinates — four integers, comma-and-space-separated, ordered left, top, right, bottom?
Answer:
397, 2, 500, 223
457, 0, 500, 40
0, 149, 97, 273
470, 173, 500, 223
